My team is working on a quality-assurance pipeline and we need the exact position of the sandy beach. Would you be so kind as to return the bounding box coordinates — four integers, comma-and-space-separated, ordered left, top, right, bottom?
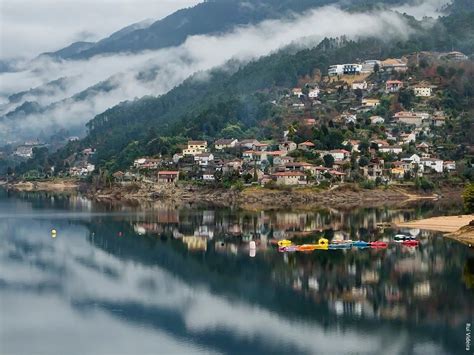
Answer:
396, 215, 473, 232
396, 215, 474, 246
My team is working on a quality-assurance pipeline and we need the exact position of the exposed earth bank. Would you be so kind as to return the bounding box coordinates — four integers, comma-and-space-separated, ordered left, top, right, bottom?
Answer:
4, 179, 462, 210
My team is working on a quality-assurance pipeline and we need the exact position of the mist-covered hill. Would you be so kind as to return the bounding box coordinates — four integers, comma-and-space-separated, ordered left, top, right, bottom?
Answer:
1, 0, 471, 148
57, 4, 473, 170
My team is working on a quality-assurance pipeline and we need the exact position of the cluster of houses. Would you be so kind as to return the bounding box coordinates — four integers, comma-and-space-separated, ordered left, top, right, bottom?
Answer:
9, 50, 465, 187
126, 129, 456, 186
128, 138, 352, 186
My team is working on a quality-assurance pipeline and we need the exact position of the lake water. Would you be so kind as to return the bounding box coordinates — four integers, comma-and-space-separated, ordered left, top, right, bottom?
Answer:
0, 190, 472, 355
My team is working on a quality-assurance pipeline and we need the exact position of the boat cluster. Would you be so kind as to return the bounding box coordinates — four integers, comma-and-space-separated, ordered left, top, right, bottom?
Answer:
277, 234, 419, 252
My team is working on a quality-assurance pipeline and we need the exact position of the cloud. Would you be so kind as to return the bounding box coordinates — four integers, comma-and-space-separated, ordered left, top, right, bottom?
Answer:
0, 1, 446, 142
391, 0, 450, 19
0, 0, 202, 60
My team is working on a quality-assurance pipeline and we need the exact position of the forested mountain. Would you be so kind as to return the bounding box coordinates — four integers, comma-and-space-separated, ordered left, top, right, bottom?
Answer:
2, 0, 423, 144
46, 0, 408, 60
54, 2, 473, 171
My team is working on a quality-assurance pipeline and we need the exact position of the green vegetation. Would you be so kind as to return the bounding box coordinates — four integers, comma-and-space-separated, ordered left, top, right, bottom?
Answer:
463, 183, 474, 213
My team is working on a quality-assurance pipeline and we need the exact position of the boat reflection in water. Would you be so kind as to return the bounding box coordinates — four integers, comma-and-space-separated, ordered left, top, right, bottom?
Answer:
0, 190, 472, 354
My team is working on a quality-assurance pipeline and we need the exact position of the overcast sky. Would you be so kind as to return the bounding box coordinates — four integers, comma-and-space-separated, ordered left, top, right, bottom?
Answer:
0, 0, 201, 60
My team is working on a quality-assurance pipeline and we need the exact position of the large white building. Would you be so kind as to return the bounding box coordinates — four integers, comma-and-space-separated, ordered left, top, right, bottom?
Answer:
328, 64, 362, 76
421, 158, 443, 173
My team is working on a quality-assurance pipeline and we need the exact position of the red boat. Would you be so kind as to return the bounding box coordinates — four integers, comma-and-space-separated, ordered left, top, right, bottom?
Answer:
402, 240, 420, 247
370, 241, 388, 248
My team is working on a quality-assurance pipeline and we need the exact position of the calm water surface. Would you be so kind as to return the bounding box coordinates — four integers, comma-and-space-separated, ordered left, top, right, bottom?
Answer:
0, 190, 472, 355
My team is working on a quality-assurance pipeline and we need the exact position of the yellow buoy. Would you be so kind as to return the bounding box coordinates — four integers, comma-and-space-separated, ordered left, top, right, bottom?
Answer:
51, 229, 57, 238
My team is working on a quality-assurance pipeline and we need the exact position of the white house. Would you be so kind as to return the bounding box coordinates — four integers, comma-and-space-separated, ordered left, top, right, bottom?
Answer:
402, 154, 421, 164
242, 151, 268, 165
202, 172, 215, 181
352, 81, 367, 90
328, 64, 343, 76
443, 161, 456, 171
239, 139, 260, 149
308, 87, 320, 98
370, 116, 385, 124
133, 158, 160, 170
400, 132, 416, 144
343, 140, 360, 152
386, 80, 403, 93
278, 141, 297, 152
173, 153, 183, 163
273, 155, 294, 166
413, 84, 432, 97
328, 63, 362, 76
379, 146, 403, 154
215, 138, 238, 150
343, 114, 357, 124
421, 158, 443, 173
361, 60, 380, 73
362, 98, 380, 107
329, 149, 350, 161
194, 152, 214, 166
292, 88, 303, 97
14, 146, 34, 158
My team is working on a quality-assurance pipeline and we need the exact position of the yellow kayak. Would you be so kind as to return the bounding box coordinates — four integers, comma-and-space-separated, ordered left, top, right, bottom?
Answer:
277, 239, 293, 247
296, 238, 329, 251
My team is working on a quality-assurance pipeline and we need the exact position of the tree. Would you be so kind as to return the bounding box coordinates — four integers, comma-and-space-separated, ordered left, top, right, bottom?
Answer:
323, 154, 335, 168
359, 156, 370, 167
398, 89, 415, 109
463, 183, 474, 213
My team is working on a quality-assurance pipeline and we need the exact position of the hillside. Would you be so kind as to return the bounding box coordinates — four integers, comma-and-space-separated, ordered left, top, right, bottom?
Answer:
48, 6, 472, 171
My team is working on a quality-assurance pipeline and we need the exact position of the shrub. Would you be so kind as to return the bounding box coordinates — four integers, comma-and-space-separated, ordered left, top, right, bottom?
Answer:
463, 183, 474, 213
415, 177, 435, 191
360, 180, 376, 189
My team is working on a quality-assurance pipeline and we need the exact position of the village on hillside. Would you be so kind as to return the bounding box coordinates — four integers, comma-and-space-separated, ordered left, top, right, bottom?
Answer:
4, 50, 472, 189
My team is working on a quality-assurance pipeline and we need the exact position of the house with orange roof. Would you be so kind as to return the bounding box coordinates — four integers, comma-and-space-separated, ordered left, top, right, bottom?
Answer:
386, 80, 403, 93
298, 141, 315, 151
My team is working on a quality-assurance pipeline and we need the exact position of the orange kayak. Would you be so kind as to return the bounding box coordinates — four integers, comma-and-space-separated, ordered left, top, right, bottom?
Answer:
296, 244, 318, 251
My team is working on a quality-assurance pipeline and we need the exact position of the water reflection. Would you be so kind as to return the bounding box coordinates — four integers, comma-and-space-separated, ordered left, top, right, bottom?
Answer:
0, 190, 472, 354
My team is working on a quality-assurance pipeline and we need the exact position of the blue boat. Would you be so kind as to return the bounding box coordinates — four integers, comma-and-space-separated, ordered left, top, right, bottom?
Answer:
329, 243, 352, 249
352, 241, 369, 248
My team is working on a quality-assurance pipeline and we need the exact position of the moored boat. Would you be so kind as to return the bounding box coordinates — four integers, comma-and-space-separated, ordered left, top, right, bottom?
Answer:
277, 239, 293, 247
370, 241, 388, 248
394, 234, 416, 242
402, 240, 420, 247
329, 243, 352, 249
278, 245, 298, 252
353, 240, 370, 248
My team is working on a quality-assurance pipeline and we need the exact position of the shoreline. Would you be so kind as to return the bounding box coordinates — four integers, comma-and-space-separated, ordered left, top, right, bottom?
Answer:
2, 179, 463, 210
396, 215, 474, 246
